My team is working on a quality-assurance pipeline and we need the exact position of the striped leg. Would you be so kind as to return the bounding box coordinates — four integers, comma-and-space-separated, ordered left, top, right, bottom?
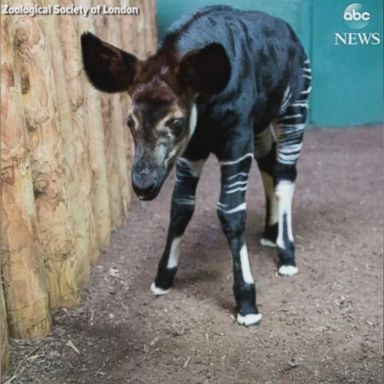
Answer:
217, 152, 261, 326
151, 157, 206, 295
254, 125, 278, 247
274, 59, 311, 277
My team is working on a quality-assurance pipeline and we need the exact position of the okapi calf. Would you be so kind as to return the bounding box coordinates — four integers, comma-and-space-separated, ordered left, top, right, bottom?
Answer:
81, 5, 311, 326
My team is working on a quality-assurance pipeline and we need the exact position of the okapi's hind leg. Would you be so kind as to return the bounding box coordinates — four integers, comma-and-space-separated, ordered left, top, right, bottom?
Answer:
254, 124, 279, 247
151, 157, 206, 295
273, 58, 311, 277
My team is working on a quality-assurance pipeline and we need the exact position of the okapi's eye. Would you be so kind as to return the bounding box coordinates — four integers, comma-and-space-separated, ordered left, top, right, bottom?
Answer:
168, 118, 185, 135
127, 115, 135, 130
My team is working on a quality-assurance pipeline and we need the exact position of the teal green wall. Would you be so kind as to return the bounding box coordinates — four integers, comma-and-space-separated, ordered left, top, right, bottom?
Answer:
157, 0, 383, 127
157, 0, 312, 51
311, 0, 383, 126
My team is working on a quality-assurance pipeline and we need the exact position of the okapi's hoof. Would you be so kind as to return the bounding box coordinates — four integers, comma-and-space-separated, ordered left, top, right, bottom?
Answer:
278, 265, 299, 277
150, 282, 171, 296
260, 238, 276, 248
237, 313, 262, 327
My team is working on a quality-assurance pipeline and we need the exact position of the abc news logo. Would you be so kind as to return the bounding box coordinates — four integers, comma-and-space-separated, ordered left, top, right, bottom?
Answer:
334, 3, 381, 46
344, 8, 370, 22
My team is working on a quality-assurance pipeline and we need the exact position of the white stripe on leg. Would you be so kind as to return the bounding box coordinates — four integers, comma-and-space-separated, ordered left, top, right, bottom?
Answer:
151, 237, 182, 296
239, 245, 254, 284
275, 181, 295, 248
167, 237, 181, 269
275, 181, 298, 276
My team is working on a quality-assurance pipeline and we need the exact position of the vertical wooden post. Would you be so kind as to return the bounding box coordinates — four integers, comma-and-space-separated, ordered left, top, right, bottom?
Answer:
40, 1, 94, 277
8, 0, 81, 309
75, 0, 112, 251
105, 1, 131, 218
148, 0, 158, 53
119, 0, 137, 185
38, 1, 84, 272
141, 0, 158, 57
0, 281, 9, 375
1, 10, 51, 338
53, 0, 99, 270
93, 3, 124, 228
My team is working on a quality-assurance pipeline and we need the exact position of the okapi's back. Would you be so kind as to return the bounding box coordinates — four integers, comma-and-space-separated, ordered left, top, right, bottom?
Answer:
163, 6, 305, 68
162, 5, 307, 111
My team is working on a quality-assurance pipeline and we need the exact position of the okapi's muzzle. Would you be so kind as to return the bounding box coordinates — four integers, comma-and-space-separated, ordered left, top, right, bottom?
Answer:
131, 146, 168, 201
132, 167, 167, 201
131, 169, 157, 200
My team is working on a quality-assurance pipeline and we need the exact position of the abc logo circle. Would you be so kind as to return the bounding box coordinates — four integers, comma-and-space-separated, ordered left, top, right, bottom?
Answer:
344, 3, 370, 29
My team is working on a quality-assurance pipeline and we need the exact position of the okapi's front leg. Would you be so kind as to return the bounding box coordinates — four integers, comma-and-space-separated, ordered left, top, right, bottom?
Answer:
151, 157, 206, 295
217, 152, 261, 326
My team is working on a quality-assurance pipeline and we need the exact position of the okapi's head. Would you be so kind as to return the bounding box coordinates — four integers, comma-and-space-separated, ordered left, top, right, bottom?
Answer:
81, 32, 230, 200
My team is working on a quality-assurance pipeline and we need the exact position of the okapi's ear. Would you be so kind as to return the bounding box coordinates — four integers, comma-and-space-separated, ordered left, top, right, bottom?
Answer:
179, 43, 231, 95
81, 32, 140, 93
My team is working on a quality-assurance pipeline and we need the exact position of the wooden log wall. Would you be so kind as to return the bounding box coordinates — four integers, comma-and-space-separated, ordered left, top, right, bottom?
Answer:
0, 0, 157, 375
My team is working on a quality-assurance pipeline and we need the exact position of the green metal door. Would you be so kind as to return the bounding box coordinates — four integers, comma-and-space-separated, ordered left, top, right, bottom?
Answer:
156, 0, 383, 127
310, 0, 383, 126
